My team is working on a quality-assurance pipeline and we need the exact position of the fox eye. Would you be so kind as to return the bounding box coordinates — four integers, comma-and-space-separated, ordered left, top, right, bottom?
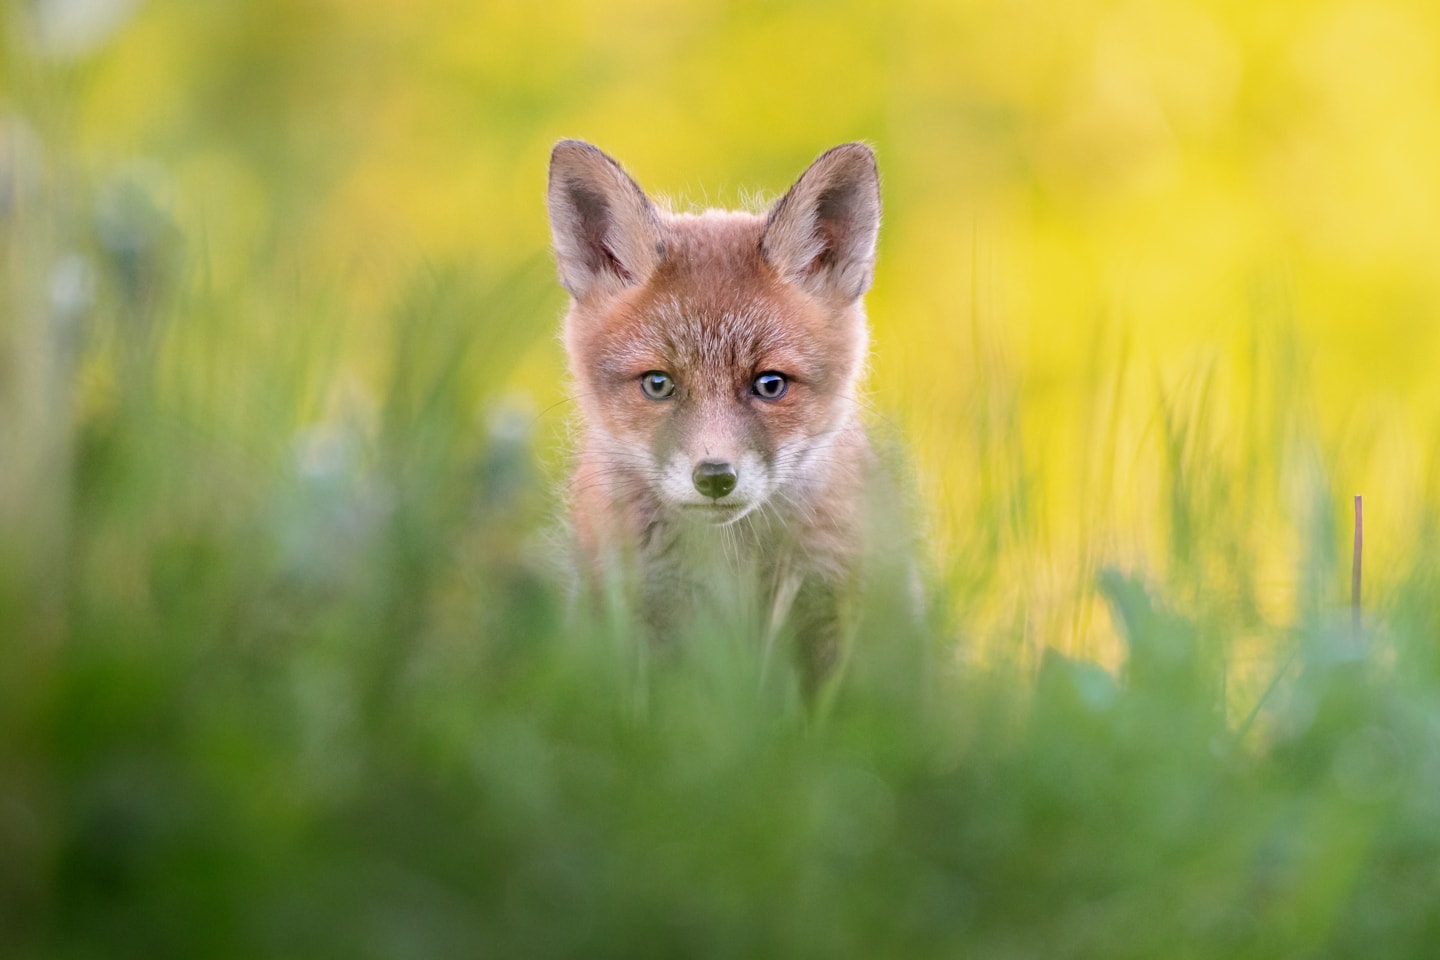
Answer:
640, 371, 676, 400
752, 371, 788, 400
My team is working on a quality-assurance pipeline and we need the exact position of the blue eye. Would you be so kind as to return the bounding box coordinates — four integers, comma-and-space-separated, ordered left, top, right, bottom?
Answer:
752, 372, 788, 400
640, 371, 676, 400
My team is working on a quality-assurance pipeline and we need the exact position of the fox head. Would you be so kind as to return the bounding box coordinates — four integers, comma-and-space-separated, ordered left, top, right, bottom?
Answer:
547, 140, 880, 527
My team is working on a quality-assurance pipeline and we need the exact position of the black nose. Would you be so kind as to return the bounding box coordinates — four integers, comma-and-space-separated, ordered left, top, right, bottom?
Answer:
692, 460, 738, 500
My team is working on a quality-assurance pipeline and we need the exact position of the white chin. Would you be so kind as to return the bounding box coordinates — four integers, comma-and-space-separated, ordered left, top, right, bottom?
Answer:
674, 499, 766, 526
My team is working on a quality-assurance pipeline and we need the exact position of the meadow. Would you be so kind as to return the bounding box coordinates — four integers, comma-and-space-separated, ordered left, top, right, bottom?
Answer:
3, 1, 1440, 956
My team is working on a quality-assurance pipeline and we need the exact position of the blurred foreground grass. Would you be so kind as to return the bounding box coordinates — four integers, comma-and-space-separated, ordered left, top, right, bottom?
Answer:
4, 178, 1440, 955
6, 1, 1440, 957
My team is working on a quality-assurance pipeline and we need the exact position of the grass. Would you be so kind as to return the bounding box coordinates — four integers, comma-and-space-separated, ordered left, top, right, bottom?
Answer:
6, 8, 1440, 952
4, 176, 1440, 958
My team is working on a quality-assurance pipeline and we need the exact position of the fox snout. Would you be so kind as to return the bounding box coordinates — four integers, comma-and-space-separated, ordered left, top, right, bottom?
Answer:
655, 446, 770, 516
692, 460, 738, 500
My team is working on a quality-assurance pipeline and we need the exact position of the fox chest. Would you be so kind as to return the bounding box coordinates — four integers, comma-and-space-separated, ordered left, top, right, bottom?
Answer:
633, 517, 809, 634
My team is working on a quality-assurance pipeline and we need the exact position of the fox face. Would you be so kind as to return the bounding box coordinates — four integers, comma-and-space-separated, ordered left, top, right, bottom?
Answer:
547, 141, 881, 545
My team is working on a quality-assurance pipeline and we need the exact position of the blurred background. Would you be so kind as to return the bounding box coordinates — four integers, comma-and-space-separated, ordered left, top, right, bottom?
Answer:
5, 1, 1440, 955
8, 0, 1438, 661
6, 0, 1440, 636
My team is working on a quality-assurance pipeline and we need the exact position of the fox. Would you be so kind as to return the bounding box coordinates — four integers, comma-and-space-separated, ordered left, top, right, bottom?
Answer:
546, 139, 884, 697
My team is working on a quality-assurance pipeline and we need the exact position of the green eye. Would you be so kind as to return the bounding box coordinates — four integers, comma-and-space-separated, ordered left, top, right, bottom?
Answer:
752, 372, 788, 400
640, 371, 676, 400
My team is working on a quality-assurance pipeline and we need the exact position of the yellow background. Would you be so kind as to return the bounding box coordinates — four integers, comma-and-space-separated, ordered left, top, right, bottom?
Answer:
9, 0, 1439, 662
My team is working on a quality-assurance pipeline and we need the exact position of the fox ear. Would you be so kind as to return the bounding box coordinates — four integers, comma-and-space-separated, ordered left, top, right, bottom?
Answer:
762, 143, 881, 303
547, 140, 664, 300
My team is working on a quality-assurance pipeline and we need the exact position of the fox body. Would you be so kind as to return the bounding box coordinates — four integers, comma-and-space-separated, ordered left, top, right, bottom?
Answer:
546, 140, 882, 692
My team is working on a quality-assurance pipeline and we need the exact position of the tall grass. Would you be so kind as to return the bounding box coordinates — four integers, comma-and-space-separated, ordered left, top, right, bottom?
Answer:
4, 156, 1440, 960
7, 4, 1440, 956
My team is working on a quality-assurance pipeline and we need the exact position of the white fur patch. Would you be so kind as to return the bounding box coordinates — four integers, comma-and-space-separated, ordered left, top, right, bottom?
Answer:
657, 450, 771, 515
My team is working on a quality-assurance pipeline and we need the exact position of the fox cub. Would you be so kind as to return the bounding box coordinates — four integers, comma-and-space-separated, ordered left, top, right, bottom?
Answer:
546, 140, 883, 696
